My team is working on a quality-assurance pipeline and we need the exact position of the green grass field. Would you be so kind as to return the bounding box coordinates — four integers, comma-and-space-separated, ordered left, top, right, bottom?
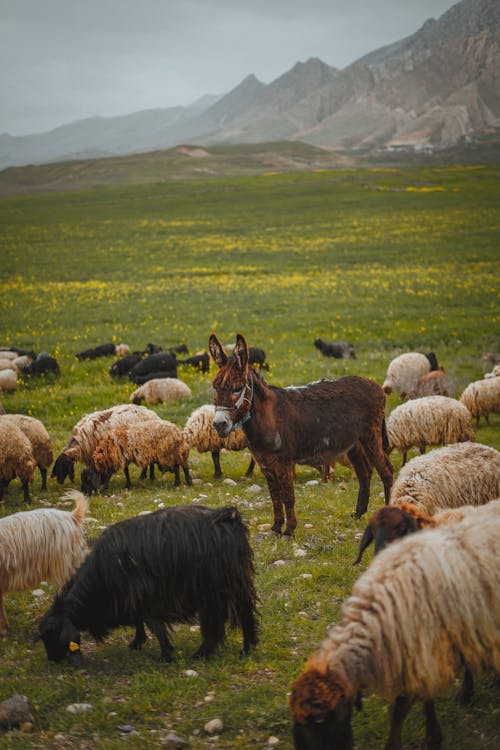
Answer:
0, 164, 499, 749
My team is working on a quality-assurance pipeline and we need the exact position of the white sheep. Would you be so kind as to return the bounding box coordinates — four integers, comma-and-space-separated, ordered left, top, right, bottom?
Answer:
130, 377, 192, 406
484, 364, 500, 378
0, 369, 18, 392
0, 359, 19, 374
0, 490, 88, 636
460, 376, 500, 425
183, 404, 254, 479
87, 419, 192, 491
52, 403, 161, 484
386, 395, 474, 464
389, 441, 500, 514
382, 352, 436, 397
0, 421, 36, 504
114, 343, 130, 357
0, 414, 54, 491
290, 500, 500, 749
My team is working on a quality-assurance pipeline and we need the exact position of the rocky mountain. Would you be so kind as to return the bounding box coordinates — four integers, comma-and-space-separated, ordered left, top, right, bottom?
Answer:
1, 0, 499, 169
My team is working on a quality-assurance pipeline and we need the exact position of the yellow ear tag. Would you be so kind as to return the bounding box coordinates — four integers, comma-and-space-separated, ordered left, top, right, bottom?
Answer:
69, 641, 80, 652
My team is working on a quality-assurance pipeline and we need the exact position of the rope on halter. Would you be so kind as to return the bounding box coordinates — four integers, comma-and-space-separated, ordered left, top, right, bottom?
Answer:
230, 374, 254, 432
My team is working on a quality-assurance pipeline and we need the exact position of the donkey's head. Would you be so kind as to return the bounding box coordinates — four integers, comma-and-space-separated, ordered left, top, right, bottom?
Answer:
209, 333, 253, 437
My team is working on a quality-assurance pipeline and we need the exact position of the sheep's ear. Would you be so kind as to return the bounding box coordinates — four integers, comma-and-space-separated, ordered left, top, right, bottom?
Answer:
209, 334, 227, 368
234, 334, 249, 370
353, 525, 373, 565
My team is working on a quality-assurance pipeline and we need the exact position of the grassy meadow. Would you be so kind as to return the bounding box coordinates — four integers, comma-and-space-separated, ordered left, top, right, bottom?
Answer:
0, 163, 499, 749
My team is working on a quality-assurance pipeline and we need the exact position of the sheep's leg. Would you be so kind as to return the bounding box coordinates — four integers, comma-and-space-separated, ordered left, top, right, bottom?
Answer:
0, 592, 8, 637
244, 457, 255, 478
129, 622, 147, 650
419, 445, 426, 455
173, 465, 181, 487
149, 462, 155, 480
236, 593, 259, 655
182, 465, 192, 486
39, 465, 48, 491
22, 479, 31, 504
385, 695, 412, 750
348, 445, 372, 518
0, 478, 7, 501
194, 607, 226, 658
457, 668, 474, 704
145, 618, 174, 662
139, 467, 147, 480
211, 451, 223, 479
259, 459, 296, 535
401, 449, 408, 466
423, 700, 442, 749
124, 465, 131, 490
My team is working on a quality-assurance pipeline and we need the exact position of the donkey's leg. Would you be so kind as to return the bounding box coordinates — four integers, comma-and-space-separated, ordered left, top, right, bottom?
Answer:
362, 428, 394, 506
347, 444, 372, 518
211, 450, 223, 479
259, 459, 296, 535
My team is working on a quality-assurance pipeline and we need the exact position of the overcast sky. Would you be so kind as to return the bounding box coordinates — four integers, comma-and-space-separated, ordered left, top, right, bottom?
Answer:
1, 0, 458, 136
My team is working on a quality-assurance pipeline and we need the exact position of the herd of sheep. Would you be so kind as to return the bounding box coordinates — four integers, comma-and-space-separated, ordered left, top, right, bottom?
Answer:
0, 339, 499, 747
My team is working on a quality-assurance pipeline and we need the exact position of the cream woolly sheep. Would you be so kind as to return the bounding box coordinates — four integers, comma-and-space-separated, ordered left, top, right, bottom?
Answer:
382, 352, 438, 398
51, 403, 161, 484
0, 414, 53, 491
0, 421, 36, 503
130, 377, 192, 406
0, 490, 88, 636
484, 364, 500, 379
403, 369, 448, 400
290, 500, 500, 749
388, 441, 500, 514
460, 376, 500, 425
386, 395, 474, 464
85, 419, 192, 492
0, 369, 18, 393
183, 404, 254, 479
0, 359, 19, 374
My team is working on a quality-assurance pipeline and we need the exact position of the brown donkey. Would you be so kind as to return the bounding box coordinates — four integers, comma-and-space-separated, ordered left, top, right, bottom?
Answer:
209, 334, 393, 535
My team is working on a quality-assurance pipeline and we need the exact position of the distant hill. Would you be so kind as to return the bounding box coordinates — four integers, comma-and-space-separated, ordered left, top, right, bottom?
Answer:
1, 0, 499, 170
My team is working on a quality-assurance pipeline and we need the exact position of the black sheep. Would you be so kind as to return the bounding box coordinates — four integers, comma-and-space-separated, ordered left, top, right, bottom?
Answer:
129, 370, 177, 385
313, 338, 356, 360
75, 343, 116, 360
25, 354, 60, 376
129, 352, 178, 381
38, 505, 259, 664
178, 352, 210, 373
109, 354, 143, 378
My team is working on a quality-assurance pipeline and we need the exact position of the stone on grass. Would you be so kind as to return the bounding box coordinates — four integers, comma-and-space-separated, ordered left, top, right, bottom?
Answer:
0, 694, 33, 731
66, 703, 93, 715
204, 718, 223, 734
162, 730, 190, 749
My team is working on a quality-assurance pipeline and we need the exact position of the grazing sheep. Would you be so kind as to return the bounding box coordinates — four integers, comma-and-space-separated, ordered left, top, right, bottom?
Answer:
225, 343, 270, 370
0, 421, 36, 503
51, 404, 161, 484
313, 338, 356, 360
460, 376, 500, 425
290, 500, 500, 750
0, 359, 19, 374
0, 369, 18, 392
386, 395, 474, 464
129, 352, 178, 382
484, 364, 500, 379
130, 370, 178, 385
38, 505, 259, 664
382, 351, 438, 397
178, 352, 210, 373
109, 353, 143, 378
0, 347, 36, 359
84, 420, 191, 492
183, 404, 254, 479
0, 414, 53, 491
12, 354, 34, 370
403, 369, 448, 399
130, 378, 192, 406
24, 354, 60, 377
114, 343, 130, 357
0, 490, 88, 636
75, 342, 115, 360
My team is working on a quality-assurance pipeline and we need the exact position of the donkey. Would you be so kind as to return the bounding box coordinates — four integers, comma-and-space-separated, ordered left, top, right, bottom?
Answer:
209, 334, 393, 535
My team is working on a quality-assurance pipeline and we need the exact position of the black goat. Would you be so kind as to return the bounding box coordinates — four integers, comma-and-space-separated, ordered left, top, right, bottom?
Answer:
314, 338, 356, 360
38, 505, 259, 664
51, 453, 75, 484
178, 352, 210, 373
109, 354, 143, 378
75, 343, 116, 360
24, 354, 60, 376
129, 353, 178, 382
426, 351, 439, 371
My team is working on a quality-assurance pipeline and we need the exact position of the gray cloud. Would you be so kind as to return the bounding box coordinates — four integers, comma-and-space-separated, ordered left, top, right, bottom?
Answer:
1, 0, 457, 135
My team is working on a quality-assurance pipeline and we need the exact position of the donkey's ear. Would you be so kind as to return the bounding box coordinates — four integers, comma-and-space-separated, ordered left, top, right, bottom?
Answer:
209, 334, 228, 368
234, 334, 249, 370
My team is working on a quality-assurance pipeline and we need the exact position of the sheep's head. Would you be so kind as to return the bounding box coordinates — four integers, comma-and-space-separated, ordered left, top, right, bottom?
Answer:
50, 453, 75, 484
290, 668, 354, 750
38, 610, 82, 666
353, 503, 431, 564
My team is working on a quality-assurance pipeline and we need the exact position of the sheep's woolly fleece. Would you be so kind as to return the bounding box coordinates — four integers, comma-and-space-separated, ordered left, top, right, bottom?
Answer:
382, 352, 430, 395
460, 377, 500, 421
386, 395, 474, 455
183, 404, 249, 453
130, 378, 192, 405
0, 421, 36, 485
390, 441, 500, 513
63, 403, 161, 465
0, 414, 53, 472
291, 500, 500, 719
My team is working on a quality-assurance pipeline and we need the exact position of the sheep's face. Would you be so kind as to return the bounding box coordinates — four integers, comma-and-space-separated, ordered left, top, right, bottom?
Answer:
51, 453, 75, 484
292, 704, 353, 750
290, 670, 354, 750
38, 613, 82, 666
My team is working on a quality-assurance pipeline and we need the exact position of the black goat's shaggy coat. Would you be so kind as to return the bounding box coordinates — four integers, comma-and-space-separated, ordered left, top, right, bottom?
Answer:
75, 343, 116, 360
129, 353, 178, 381
38, 505, 259, 664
